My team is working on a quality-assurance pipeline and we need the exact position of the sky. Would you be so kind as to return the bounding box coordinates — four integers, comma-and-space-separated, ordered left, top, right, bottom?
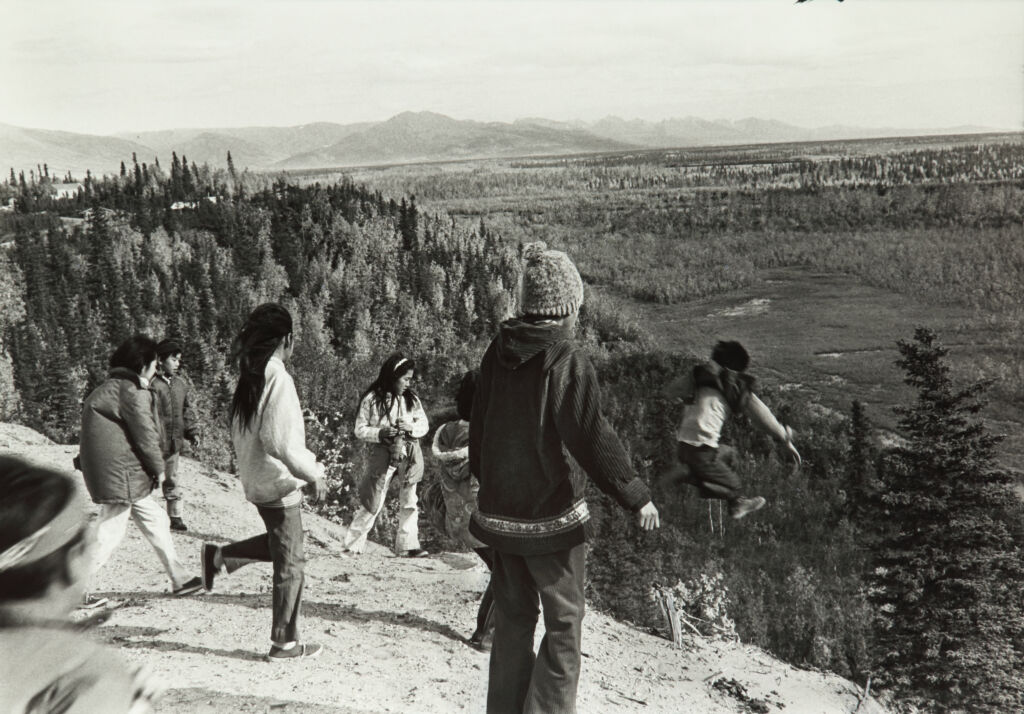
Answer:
1, 0, 1021, 135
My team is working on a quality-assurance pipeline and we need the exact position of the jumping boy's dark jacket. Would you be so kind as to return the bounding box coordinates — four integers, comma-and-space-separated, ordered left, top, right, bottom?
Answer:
469, 318, 650, 555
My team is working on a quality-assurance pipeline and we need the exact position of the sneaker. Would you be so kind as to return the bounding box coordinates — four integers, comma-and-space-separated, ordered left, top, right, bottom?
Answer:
201, 543, 221, 591
267, 643, 323, 661
169, 517, 189, 532
79, 593, 109, 610
173, 576, 205, 596
729, 496, 767, 520
402, 548, 429, 558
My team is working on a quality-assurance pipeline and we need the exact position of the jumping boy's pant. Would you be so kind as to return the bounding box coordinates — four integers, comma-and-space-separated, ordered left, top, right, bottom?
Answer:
487, 544, 585, 714
219, 504, 305, 646
677, 442, 742, 501
91, 494, 189, 590
161, 453, 182, 517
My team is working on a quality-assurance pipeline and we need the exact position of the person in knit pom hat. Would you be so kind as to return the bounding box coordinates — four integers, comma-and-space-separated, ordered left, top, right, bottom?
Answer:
518, 241, 585, 317
470, 241, 660, 714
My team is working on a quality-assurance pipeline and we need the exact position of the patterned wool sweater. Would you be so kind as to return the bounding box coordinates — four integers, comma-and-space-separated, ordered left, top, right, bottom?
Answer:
469, 318, 650, 555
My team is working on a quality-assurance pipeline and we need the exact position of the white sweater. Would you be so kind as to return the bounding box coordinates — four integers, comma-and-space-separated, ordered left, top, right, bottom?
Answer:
232, 356, 323, 507
354, 392, 429, 444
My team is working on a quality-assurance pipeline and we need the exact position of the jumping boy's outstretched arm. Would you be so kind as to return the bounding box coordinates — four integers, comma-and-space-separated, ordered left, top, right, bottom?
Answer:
743, 394, 801, 467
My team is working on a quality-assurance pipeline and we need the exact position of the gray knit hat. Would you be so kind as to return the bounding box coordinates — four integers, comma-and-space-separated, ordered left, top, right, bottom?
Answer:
519, 242, 584, 317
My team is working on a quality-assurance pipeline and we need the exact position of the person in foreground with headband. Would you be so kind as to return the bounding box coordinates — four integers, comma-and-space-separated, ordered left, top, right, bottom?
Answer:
0, 455, 164, 713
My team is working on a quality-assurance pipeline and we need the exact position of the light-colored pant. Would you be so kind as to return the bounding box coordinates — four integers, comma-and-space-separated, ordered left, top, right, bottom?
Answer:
343, 467, 421, 554
91, 494, 189, 590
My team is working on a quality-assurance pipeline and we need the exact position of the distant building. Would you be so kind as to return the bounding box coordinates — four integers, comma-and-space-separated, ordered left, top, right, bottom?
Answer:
170, 196, 217, 210
0, 197, 15, 213
53, 183, 84, 200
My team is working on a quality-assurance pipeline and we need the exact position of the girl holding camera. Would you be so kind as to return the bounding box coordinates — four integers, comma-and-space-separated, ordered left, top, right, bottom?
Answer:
342, 353, 429, 557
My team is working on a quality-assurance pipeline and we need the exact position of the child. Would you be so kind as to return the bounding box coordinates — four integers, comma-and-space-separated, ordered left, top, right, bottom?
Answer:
666, 340, 801, 519
431, 370, 494, 649
469, 242, 660, 713
343, 353, 430, 557
79, 335, 203, 597
0, 455, 165, 713
151, 339, 199, 532
201, 303, 327, 661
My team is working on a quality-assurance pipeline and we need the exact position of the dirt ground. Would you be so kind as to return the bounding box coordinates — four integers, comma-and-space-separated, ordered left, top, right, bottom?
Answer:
2, 424, 888, 713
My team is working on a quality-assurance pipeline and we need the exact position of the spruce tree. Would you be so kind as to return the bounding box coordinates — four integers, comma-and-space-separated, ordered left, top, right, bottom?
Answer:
868, 328, 1024, 711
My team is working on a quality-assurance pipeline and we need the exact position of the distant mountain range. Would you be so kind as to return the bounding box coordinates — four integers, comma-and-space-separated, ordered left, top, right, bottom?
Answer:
0, 111, 1003, 177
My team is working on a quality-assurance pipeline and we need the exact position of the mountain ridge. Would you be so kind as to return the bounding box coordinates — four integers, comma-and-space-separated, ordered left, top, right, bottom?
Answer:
0, 112, 1006, 176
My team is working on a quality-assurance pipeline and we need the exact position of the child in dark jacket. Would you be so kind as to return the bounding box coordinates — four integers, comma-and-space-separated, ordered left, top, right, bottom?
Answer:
151, 339, 200, 531
665, 340, 801, 519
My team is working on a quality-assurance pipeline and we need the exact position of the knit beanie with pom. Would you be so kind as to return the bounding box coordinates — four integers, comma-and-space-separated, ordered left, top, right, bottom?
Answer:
519, 242, 584, 317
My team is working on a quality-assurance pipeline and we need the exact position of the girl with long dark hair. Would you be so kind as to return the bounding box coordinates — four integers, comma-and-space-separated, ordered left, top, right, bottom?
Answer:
342, 353, 429, 557
199, 303, 327, 661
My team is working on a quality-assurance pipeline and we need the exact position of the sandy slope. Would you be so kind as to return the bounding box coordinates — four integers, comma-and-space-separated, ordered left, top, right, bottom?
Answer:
2, 424, 888, 714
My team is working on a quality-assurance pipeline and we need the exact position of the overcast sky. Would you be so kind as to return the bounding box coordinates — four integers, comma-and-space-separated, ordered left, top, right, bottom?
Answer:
2, 0, 1021, 135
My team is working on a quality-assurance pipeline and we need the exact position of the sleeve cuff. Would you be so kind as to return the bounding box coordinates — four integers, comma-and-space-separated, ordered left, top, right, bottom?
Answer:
619, 477, 652, 512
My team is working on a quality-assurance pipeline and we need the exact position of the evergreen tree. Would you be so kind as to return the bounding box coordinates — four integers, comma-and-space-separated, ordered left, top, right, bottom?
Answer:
868, 328, 1024, 711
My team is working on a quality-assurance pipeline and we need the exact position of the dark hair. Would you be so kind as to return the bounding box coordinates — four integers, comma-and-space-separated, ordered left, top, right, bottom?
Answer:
712, 340, 750, 372
360, 353, 418, 416
0, 456, 81, 603
109, 334, 158, 374
230, 303, 293, 431
455, 370, 477, 421
156, 339, 182, 359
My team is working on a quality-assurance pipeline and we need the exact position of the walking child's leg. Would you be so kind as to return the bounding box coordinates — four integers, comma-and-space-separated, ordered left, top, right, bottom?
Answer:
130, 494, 189, 589
219, 532, 273, 573
258, 505, 305, 647
90, 503, 132, 577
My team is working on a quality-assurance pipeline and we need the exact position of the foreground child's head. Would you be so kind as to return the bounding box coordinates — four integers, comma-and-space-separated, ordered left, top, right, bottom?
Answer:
712, 341, 750, 373
0, 456, 90, 613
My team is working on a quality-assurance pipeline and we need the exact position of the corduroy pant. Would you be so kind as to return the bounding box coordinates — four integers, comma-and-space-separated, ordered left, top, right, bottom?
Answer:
219, 504, 305, 646
487, 543, 585, 714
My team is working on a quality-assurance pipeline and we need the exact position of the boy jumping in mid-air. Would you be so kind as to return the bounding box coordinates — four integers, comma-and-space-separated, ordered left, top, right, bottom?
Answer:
666, 340, 800, 520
